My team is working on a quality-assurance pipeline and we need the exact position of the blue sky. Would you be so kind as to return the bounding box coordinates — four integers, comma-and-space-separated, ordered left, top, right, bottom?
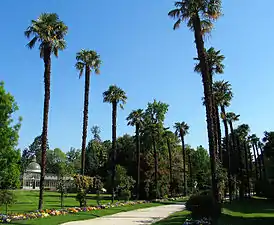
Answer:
1, 0, 274, 152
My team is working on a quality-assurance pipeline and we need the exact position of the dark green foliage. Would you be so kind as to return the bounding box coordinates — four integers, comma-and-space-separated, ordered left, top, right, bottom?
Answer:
186, 194, 222, 220
74, 175, 93, 207
0, 190, 16, 214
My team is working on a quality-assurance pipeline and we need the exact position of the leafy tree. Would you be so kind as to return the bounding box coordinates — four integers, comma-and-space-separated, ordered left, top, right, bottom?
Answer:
25, 13, 68, 210
66, 147, 81, 174
126, 109, 144, 199
76, 50, 102, 175
91, 125, 101, 142
0, 190, 16, 215
168, 0, 222, 205
174, 122, 189, 196
74, 175, 93, 207
103, 85, 127, 202
143, 100, 169, 198
0, 82, 22, 189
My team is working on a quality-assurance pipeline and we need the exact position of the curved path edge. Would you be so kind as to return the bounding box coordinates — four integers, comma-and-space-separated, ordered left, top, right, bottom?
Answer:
62, 204, 185, 225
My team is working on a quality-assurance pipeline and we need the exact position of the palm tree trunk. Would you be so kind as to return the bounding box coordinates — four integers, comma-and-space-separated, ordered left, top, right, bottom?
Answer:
248, 147, 254, 195
193, 15, 219, 205
188, 152, 193, 194
244, 141, 251, 197
111, 101, 117, 203
180, 132, 187, 196
136, 123, 140, 200
81, 66, 90, 175
215, 105, 222, 162
39, 47, 51, 210
255, 142, 262, 180
236, 136, 244, 199
258, 144, 267, 181
252, 143, 259, 181
221, 105, 232, 202
166, 137, 173, 196
152, 135, 158, 199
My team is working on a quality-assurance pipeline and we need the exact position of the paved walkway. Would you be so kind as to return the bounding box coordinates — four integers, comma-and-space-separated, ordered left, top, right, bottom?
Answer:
62, 204, 185, 225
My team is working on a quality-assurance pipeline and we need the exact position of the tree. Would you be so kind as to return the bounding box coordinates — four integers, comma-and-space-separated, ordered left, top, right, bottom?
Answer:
249, 134, 262, 180
126, 109, 144, 199
168, 0, 222, 205
174, 122, 189, 196
226, 112, 240, 201
66, 147, 81, 174
25, 13, 68, 210
195, 48, 225, 160
103, 85, 127, 202
0, 82, 22, 190
143, 100, 169, 198
76, 50, 102, 175
91, 125, 101, 142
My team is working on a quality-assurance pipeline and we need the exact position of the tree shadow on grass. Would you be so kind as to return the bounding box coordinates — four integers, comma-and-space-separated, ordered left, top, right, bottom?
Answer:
224, 198, 274, 214
219, 214, 274, 225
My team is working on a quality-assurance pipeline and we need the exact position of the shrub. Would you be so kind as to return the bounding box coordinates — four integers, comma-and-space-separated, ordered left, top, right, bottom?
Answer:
121, 189, 131, 202
255, 180, 274, 198
74, 175, 93, 207
186, 194, 222, 220
0, 190, 16, 214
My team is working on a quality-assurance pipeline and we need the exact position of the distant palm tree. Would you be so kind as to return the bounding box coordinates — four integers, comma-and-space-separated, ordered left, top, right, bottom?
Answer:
126, 109, 144, 200
76, 50, 102, 175
163, 128, 174, 196
258, 141, 266, 180
174, 122, 189, 196
25, 13, 68, 210
103, 85, 127, 203
169, 0, 222, 204
249, 134, 262, 180
195, 48, 225, 160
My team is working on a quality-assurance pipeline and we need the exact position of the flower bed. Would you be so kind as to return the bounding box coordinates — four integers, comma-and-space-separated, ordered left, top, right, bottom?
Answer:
183, 218, 211, 225
0, 200, 149, 223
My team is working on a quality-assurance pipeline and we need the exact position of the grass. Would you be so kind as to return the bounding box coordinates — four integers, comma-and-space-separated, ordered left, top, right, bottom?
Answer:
152, 197, 274, 225
9, 203, 162, 225
0, 190, 114, 214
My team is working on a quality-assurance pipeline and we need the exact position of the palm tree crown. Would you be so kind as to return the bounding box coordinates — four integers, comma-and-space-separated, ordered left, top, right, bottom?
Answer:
226, 112, 240, 124
103, 85, 127, 108
213, 80, 233, 107
25, 13, 68, 58
126, 109, 144, 127
194, 47, 225, 75
75, 50, 101, 78
174, 122, 189, 137
168, 0, 222, 34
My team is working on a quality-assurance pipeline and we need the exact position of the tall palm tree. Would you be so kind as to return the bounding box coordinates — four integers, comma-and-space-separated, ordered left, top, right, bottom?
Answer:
169, 0, 222, 204
248, 134, 259, 181
126, 109, 144, 200
213, 80, 233, 200
25, 13, 68, 210
103, 85, 127, 203
163, 128, 174, 196
76, 50, 102, 175
195, 48, 225, 160
174, 122, 189, 196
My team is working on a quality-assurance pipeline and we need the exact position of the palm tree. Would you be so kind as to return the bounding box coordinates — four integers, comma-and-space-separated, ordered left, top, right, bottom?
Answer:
249, 134, 262, 180
76, 50, 102, 175
25, 13, 68, 210
213, 80, 233, 200
169, 0, 222, 204
174, 122, 189, 196
126, 109, 144, 200
195, 48, 225, 160
163, 128, 174, 196
103, 85, 127, 203
258, 141, 266, 180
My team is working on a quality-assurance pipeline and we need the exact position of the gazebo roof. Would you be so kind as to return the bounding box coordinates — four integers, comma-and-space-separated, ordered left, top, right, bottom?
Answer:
26, 156, 41, 173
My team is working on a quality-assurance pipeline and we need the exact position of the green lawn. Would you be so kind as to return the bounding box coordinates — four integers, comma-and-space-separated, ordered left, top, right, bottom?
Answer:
9, 203, 162, 225
152, 198, 274, 225
1, 190, 113, 214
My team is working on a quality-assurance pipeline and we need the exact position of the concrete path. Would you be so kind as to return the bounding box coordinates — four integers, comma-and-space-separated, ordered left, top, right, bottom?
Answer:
62, 204, 185, 225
